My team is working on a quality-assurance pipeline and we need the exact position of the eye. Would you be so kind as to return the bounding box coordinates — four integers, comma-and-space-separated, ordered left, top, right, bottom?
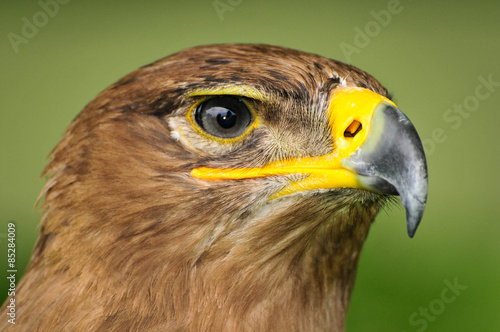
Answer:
194, 96, 253, 138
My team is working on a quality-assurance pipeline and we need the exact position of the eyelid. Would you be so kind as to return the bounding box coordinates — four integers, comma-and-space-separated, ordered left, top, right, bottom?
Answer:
186, 85, 267, 102
187, 95, 260, 144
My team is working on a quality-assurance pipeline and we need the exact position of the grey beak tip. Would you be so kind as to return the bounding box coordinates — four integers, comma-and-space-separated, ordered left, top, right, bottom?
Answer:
404, 191, 427, 238
407, 217, 419, 238
344, 103, 428, 238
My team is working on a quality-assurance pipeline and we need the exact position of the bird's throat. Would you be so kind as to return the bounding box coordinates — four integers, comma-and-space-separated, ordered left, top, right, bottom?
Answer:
186, 194, 377, 331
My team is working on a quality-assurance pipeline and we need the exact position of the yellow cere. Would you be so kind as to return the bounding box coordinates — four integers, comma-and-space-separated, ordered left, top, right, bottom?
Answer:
328, 87, 395, 160
190, 87, 397, 199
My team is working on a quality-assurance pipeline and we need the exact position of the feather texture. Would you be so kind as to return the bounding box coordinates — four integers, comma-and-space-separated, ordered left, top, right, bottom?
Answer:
1, 44, 392, 331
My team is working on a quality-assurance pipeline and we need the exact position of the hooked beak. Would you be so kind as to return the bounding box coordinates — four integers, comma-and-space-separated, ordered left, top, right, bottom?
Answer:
191, 87, 428, 237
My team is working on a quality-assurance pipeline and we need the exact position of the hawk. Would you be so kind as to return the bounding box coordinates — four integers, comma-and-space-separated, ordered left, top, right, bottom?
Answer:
1, 44, 427, 331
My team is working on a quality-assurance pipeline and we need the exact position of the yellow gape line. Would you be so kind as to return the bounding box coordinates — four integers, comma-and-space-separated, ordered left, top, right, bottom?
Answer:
191, 87, 396, 199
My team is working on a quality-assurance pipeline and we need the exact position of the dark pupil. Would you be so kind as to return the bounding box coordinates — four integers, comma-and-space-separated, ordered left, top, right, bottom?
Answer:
215, 108, 237, 129
195, 96, 252, 138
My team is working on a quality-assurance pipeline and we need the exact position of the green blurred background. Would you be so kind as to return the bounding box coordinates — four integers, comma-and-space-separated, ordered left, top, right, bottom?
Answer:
1, 0, 499, 330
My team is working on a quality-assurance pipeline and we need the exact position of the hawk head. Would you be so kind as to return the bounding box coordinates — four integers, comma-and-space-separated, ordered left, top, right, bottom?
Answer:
5, 44, 427, 331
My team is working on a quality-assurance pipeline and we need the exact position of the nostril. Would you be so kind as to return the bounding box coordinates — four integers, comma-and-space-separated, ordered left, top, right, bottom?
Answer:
344, 120, 362, 138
